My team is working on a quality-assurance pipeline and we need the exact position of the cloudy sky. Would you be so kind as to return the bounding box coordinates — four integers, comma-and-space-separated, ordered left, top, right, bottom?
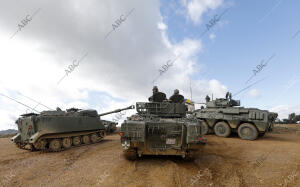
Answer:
0, 0, 299, 130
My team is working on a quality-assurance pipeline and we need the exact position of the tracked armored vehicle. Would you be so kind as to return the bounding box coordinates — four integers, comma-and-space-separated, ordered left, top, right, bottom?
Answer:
120, 99, 206, 160
11, 105, 134, 152
102, 120, 118, 134
193, 94, 278, 140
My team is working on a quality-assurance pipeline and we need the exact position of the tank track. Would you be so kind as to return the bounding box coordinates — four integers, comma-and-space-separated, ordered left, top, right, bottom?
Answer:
14, 130, 105, 152
15, 142, 34, 151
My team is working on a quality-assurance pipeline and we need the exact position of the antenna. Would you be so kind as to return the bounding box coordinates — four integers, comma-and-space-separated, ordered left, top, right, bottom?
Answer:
0, 92, 40, 113
233, 77, 267, 97
189, 78, 193, 101
17, 91, 53, 110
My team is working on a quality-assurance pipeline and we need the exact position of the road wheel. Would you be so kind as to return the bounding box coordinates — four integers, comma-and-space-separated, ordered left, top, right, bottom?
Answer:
73, 136, 81, 146
90, 133, 99, 143
100, 131, 105, 138
82, 135, 90, 144
49, 139, 62, 152
200, 121, 209, 135
34, 139, 47, 150
214, 121, 231, 137
62, 138, 72, 149
238, 123, 258, 140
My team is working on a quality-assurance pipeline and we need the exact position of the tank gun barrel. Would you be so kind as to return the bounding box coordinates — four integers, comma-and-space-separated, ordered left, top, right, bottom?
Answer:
98, 105, 135, 117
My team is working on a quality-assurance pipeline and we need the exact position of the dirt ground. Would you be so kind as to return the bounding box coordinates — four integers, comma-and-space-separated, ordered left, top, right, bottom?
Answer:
0, 124, 299, 187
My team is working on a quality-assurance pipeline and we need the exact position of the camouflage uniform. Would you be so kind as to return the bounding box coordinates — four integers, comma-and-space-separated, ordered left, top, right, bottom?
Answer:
148, 86, 166, 102
169, 89, 184, 103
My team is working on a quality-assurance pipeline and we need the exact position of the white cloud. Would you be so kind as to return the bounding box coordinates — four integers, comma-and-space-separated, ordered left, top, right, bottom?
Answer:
0, 0, 228, 130
151, 38, 227, 102
248, 89, 261, 98
157, 22, 167, 30
209, 33, 216, 40
184, 0, 223, 24
0, 109, 19, 129
270, 105, 300, 120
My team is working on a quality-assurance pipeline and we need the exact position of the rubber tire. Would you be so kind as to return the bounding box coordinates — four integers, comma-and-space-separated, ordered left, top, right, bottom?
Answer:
82, 135, 90, 144
72, 136, 81, 146
62, 138, 72, 149
201, 121, 209, 135
90, 133, 99, 143
214, 121, 231, 138
238, 123, 258, 140
49, 139, 62, 152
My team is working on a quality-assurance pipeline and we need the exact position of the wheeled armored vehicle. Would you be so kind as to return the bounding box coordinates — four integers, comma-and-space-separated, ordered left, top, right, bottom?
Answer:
11, 105, 134, 151
193, 94, 278, 140
120, 99, 206, 160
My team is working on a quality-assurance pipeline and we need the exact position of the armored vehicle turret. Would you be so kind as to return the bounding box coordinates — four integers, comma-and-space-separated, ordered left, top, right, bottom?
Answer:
193, 93, 278, 140
11, 105, 134, 152
120, 91, 206, 160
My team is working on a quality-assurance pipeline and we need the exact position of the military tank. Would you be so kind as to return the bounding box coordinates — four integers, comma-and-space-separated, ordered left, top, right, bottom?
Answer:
120, 93, 206, 160
11, 105, 134, 152
102, 120, 118, 134
193, 93, 278, 140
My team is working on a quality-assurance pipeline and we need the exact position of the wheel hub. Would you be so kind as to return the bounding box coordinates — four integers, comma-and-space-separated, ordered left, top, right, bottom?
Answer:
217, 126, 225, 134
242, 127, 252, 136
50, 139, 61, 151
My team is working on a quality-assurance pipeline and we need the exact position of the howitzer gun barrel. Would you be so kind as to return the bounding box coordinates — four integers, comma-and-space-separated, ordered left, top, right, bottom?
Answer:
98, 105, 135, 117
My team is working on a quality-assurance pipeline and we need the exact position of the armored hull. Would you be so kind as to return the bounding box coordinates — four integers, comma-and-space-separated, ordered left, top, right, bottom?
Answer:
193, 97, 278, 140
12, 106, 134, 152
120, 102, 206, 159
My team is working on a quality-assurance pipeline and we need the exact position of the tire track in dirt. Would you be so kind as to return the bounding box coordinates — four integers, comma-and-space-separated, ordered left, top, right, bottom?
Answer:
1, 127, 300, 187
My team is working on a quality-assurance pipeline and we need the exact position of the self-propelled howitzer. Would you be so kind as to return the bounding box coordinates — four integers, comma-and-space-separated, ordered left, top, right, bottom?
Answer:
11, 105, 134, 152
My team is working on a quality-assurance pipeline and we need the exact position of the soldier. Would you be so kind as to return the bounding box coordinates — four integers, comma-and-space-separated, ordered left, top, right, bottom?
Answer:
148, 86, 167, 102
225, 92, 232, 100
148, 86, 158, 101
205, 95, 210, 102
225, 92, 229, 99
169, 89, 184, 103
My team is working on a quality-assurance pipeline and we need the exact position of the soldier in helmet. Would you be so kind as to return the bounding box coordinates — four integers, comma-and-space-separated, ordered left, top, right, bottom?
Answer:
148, 86, 167, 102
226, 92, 232, 100
148, 86, 158, 101
169, 89, 184, 103
205, 95, 211, 102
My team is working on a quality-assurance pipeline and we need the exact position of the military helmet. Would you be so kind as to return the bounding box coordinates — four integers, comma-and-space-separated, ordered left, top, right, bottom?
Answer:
174, 89, 179, 94
152, 86, 158, 93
